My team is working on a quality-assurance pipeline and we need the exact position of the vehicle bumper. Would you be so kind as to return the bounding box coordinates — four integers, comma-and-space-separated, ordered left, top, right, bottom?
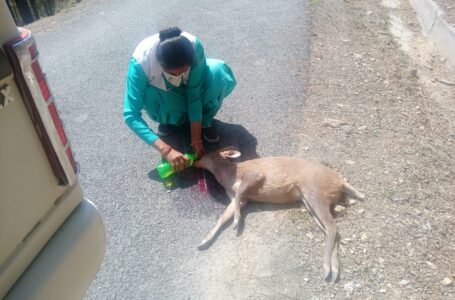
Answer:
4, 199, 105, 300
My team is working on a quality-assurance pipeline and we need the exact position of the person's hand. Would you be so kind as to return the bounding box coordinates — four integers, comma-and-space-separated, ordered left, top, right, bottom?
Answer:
164, 148, 189, 172
191, 140, 205, 159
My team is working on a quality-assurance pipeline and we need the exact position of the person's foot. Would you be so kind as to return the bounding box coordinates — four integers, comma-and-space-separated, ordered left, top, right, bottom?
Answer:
157, 124, 175, 137
202, 126, 220, 143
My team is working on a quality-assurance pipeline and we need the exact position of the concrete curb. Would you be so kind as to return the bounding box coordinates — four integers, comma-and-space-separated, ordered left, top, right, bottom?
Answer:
410, 0, 455, 67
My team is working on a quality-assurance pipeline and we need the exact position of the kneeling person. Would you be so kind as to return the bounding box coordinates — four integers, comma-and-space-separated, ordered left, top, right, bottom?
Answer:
123, 27, 237, 171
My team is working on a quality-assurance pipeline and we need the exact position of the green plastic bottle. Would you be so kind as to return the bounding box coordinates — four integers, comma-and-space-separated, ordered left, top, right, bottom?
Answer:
157, 153, 198, 179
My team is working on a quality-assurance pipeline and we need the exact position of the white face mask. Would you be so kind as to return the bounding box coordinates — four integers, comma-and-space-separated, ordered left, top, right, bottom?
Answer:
162, 68, 190, 87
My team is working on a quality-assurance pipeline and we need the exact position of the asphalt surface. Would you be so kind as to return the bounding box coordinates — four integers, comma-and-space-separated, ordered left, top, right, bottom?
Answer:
32, 0, 310, 298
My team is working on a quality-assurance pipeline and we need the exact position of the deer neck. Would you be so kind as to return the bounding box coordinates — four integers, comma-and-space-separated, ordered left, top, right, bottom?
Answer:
212, 160, 237, 189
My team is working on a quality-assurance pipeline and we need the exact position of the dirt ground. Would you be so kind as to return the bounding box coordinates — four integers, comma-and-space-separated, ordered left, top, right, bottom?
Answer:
24, 0, 454, 298
297, 0, 455, 298
434, 0, 455, 25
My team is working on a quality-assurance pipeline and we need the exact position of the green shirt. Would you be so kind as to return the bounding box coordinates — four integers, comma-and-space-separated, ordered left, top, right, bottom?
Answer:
123, 38, 206, 144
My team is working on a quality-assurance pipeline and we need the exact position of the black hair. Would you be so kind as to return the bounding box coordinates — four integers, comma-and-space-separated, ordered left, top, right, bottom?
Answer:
156, 27, 194, 69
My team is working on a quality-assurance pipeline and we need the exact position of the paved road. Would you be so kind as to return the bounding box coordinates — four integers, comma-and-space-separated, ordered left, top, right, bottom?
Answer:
32, 0, 310, 298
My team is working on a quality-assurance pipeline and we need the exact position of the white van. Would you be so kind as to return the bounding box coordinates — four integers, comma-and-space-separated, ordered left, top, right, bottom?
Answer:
0, 0, 105, 298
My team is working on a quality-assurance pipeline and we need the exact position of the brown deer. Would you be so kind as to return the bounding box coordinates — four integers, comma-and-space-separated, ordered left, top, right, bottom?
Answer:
194, 146, 364, 282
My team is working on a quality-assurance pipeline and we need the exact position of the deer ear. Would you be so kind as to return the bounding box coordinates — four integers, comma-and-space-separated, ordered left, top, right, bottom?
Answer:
224, 150, 241, 159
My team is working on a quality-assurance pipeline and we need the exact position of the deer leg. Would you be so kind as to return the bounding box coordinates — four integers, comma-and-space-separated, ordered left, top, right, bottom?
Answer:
198, 201, 235, 249
232, 172, 265, 230
300, 192, 338, 282
301, 195, 327, 235
313, 203, 338, 282
331, 234, 340, 282
232, 182, 247, 230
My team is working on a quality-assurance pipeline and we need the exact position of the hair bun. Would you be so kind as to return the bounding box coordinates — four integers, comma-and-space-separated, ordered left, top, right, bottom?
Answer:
159, 27, 182, 41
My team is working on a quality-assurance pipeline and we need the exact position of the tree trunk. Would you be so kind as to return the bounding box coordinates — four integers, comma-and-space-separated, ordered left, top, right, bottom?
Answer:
45, 0, 55, 16
6, 0, 20, 24
29, 0, 40, 19
15, 0, 35, 24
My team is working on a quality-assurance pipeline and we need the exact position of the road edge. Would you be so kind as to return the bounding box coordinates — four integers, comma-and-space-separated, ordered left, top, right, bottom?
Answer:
410, 0, 455, 67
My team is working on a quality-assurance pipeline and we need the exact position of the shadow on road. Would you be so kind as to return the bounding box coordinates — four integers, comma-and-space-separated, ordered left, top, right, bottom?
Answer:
149, 119, 260, 160
198, 202, 302, 251
147, 120, 260, 216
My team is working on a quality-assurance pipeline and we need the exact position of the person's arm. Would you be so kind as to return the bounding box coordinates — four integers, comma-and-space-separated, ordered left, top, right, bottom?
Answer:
123, 58, 159, 145
190, 121, 204, 158
186, 38, 206, 123
152, 139, 188, 172
186, 38, 207, 156
123, 58, 188, 169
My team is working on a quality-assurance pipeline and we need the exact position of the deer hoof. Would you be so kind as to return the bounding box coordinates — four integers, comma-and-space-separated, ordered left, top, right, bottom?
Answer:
233, 219, 239, 230
331, 263, 339, 282
323, 265, 332, 282
331, 269, 339, 283
198, 240, 209, 250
